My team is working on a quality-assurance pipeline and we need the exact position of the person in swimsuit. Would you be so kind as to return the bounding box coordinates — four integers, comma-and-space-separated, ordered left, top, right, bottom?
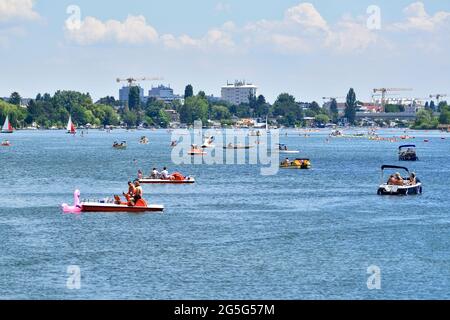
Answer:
132, 181, 143, 206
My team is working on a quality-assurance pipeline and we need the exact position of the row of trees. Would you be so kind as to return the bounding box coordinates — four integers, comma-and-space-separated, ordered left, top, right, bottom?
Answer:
413, 102, 450, 129
0, 87, 362, 128
174, 85, 358, 127
2, 87, 448, 129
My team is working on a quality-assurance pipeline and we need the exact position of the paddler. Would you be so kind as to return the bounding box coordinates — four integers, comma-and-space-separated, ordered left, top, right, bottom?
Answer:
150, 168, 160, 179
161, 167, 169, 179
124, 181, 136, 197
132, 181, 143, 206
281, 158, 290, 166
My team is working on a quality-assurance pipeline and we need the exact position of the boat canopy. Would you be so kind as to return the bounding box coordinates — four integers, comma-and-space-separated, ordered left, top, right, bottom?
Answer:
399, 145, 416, 150
381, 165, 410, 173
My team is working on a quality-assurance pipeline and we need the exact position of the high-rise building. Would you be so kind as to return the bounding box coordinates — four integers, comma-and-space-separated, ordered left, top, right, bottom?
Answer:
221, 81, 258, 105
119, 86, 144, 104
148, 85, 182, 103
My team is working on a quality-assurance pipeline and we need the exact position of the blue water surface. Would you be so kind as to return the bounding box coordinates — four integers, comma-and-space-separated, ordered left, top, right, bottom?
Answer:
0, 128, 449, 299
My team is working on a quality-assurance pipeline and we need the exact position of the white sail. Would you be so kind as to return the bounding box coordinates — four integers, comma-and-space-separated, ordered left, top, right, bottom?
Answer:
66, 116, 72, 132
2, 115, 8, 131
2, 115, 12, 132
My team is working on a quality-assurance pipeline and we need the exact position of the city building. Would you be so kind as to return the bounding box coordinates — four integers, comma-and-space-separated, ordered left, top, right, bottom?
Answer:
206, 95, 223, 104
148, 85, 182, 103
1, 97, 31, 108
119, 86, 144, 104
221, 81, 258, 105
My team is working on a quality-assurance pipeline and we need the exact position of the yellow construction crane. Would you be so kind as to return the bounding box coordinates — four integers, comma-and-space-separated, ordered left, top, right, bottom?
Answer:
116, 76, 163, 87
373, 88, 413, 111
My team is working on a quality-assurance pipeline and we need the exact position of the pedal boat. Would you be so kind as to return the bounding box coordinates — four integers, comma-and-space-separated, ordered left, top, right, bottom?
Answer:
377, 165, 422, 196
274, 144, 300, 154
280, 158, 311, 169
223, 144, 254, 150
398, 145, 418, 161
80, 201, 164, 213
62, 190, 164, 213
113, 141, 127, 149
139, 176, 195, 184
188, 144, 206, 155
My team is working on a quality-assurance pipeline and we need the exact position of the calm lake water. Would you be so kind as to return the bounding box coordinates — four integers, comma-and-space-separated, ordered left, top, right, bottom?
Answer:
0, 128, 450, 299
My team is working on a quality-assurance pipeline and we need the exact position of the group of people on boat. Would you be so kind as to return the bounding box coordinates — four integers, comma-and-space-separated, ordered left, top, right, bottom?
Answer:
113, 141, 127, 149
114, 180, 144, 206
387, 172, 418, 186
139, 136, 149, 144
281, 158, 310, 168
137, 167, 186, 181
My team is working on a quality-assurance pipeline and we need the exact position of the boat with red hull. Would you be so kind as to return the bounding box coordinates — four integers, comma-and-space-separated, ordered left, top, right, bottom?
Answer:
80, 202, 164, 213
139, 178, 195, 184
62, 190, 164, 213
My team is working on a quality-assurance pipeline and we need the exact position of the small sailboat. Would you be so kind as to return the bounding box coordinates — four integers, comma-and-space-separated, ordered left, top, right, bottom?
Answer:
66, 116, 76, 134
1, 115, 13, 133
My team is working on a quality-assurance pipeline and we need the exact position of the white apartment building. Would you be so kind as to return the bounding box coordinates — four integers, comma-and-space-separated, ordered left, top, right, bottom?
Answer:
221, 81, 258, 105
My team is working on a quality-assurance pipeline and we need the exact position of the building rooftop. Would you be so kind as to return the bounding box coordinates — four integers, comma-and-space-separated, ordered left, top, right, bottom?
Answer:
222, 80, 257, 88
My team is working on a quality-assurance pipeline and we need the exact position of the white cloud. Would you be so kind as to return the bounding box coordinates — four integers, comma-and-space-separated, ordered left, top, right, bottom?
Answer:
65, 15, 158, 45
325, 16, 380, 53
162, 22, 236, 51
0, 0, 40, 22
66, 14, 236, 51
284, 2, 329, 32
243, 2, 378, 54
392, 1, 450, 32
61, 1, 450, 55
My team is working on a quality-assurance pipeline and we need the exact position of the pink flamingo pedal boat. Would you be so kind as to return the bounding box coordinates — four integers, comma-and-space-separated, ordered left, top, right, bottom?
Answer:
62, 190, 164, 213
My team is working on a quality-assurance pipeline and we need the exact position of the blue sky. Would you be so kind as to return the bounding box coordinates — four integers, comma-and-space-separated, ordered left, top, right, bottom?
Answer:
1, 0, 450, 103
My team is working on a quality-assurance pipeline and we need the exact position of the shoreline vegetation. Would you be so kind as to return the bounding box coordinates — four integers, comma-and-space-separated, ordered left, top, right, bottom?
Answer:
1, 87, 449, 130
